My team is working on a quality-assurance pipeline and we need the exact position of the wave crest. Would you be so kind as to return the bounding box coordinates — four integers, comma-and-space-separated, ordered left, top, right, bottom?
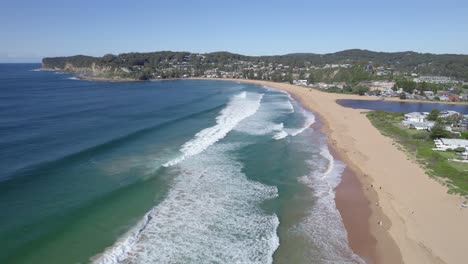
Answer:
163, 92, 263, 167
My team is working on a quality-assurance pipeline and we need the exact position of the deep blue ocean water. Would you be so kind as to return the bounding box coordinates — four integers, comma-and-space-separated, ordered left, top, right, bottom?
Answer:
0, 64, 363, 263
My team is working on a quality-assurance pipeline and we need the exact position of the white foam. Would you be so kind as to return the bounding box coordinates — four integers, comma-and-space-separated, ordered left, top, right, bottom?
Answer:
163, 92, 263, 167
67, 76, 79, 80
92, 143, 280, 264
288, 109, 316, 137
286, 100, 295, 113
298, 144, 365, 263
272, 123, 288, 140
29, 68, 42, 72
271, 102, 315, 141
234, 95, 295, 138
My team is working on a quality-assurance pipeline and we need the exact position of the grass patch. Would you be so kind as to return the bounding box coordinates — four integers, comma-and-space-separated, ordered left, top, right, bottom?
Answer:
367, 111, 468, 195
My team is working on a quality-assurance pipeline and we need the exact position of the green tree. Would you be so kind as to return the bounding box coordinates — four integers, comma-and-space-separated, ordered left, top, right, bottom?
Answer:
454, 147, 466, 153
399, 93, 407, 99
427, 109, 441, 121
430, 121, 451, 139
352, 85, 370, 95
307, 72, 316, 84
461, 131, 468, 139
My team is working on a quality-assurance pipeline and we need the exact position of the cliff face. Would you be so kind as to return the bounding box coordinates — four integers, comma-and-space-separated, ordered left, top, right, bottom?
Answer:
42, 57, 134, 80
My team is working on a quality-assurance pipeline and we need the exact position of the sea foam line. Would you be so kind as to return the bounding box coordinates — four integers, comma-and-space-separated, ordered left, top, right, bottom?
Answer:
163, 91, 263, 167
298, 143, 365, 263
92, 143, 280, 264
272, 101, 316, 140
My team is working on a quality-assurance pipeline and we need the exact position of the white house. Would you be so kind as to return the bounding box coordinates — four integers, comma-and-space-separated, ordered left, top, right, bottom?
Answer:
440, 110, 460, 118
434, 138, 468, 151
293, 79, 308, 86
404, 112, 429, 122
409, 121, 435, 130
423, 91, 434, 97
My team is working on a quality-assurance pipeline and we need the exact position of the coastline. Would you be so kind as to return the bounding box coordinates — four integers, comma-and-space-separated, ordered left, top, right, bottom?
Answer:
287, 88, 401, 263
41, 69, 468, 106
195, 78, 468, 264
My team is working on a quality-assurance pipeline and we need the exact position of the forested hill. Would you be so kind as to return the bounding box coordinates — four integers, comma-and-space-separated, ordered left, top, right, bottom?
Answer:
42, 49, 468, 81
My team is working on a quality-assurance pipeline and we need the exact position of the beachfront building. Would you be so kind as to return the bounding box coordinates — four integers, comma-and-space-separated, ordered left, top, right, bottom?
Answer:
409, 121, 435, 130
404, 112, 429, 122
433, 138, 468, 151
440, 110, 461, 118
293, 79, 308, 86
402, 112, 434, 130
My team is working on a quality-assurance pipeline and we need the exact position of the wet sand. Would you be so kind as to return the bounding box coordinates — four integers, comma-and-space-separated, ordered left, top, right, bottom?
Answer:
192, 78, 468, 264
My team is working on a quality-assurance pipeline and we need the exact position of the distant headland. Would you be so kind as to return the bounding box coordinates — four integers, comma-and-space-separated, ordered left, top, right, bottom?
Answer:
42, 50, 468, 102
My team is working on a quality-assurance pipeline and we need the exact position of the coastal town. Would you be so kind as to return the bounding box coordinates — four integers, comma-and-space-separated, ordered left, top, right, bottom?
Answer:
139, 54, 468, 103
42, 51, 468, 104
163, 62, 468, 103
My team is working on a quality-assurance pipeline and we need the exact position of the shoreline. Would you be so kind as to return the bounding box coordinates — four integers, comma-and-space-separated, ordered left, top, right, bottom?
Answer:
288, 89, 400, 263
290, 92, 386, 263
194, 78, 468, 264
41, 70, 468, 106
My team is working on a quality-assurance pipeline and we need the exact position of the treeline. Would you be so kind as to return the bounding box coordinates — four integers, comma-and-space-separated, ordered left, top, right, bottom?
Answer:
393, 78, 462, 94
307, 66, 374, 84
42, 49, 468, 81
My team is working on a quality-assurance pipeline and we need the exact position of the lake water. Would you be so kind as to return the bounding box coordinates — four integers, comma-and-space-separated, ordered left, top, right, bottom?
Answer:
337, 99, 468, 114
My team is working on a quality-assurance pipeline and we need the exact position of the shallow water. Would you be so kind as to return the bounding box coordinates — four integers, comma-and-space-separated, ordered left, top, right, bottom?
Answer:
0, 64, 362, 263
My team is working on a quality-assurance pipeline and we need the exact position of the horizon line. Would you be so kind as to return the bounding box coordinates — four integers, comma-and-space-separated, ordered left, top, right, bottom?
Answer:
2, 48, 468, 63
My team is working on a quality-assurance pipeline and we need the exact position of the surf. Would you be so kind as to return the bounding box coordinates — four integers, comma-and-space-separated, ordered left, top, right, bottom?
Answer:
164, 91, 264, 167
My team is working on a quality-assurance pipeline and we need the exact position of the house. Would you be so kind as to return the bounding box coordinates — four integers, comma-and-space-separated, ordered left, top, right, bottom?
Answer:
409, 121, 435, 130
293, 79, 308, 86
434, 138, 468, 151
423, 91, 434, 97
402, 112, 433, 129
460, 120, 468, 131
404, 112, 429, 122
440, 110, 460, 118
438, 95, 449, 101
316, 82, 329, 89
448, 94, 460, 101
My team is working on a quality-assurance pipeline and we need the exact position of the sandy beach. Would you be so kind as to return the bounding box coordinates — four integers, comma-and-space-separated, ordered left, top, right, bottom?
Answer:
198, 78, 468, 264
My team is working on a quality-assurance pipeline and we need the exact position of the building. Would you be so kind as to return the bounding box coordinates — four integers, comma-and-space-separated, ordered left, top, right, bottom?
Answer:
360, 81, 395, 91
409, 121, 435, 130
423, 91, 434, 97
440, 110, 461, 118
404, 112, 429, 122
293, 79, 308, 86
433, 138, 468, 151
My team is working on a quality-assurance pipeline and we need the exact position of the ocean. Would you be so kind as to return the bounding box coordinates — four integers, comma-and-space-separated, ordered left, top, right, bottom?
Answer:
0, 64, 362, 263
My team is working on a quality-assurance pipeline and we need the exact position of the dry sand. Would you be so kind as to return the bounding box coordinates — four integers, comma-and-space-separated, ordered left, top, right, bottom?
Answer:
196, 78, 468, 264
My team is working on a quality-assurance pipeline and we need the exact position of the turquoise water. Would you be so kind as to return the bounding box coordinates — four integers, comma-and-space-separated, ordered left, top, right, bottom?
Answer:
0, 64, 363, 263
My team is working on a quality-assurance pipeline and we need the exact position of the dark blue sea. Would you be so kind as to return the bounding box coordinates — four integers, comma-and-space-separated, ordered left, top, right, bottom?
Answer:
0, 64, 363, 263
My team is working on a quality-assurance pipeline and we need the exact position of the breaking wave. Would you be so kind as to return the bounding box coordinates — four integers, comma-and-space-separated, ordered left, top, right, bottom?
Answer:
299, 145, 365, 263
163, 91, 263, 167
92, 143, 280, 264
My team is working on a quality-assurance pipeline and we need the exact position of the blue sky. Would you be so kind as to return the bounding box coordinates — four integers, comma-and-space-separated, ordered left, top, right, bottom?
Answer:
1, 0, 468, 62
